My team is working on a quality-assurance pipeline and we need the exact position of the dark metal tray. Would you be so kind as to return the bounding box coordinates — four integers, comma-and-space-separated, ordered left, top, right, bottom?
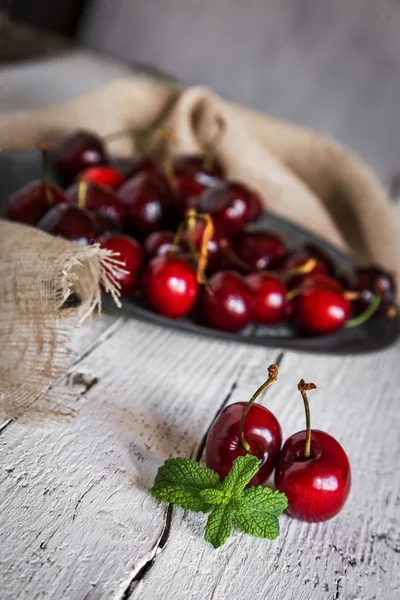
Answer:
1, 148, 398, 354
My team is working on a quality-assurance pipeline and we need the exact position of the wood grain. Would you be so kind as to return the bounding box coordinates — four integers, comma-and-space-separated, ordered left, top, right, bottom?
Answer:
1, 312, 399, 599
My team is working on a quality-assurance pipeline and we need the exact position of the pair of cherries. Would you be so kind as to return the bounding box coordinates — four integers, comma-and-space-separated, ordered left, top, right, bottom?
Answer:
206, 364, 351, 522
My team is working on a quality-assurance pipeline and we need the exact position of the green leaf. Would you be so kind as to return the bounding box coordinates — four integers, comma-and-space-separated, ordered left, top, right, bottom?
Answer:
150, 458, 221, 513
232, 486, 288, 540
204, 505, 233, 549
242, 486, 288, 517
221, 454, 261, 496
233, 509, 280, 540
199, 489, 227, 505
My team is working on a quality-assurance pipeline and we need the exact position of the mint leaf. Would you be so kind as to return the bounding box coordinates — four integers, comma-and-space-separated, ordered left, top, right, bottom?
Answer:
199, 489, 227, 505
233, 486, 288, 539
221, 454, 261, 496
242, 486, 288, 517
204, 505, 233, 549
150, 458, 221, 513
233, 509, 280, 539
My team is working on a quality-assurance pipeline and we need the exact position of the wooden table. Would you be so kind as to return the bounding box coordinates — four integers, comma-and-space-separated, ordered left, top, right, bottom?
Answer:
1, 309, 399, 600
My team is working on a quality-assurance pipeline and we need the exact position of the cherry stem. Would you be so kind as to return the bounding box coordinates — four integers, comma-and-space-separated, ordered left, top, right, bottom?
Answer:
282, 258, 317, 278
104, 126, 176, 158
345, 293, 381, 328
239, 364, 279, 453
162, 159, 177, 192
223, 245, 255, 273
203, 116, 225, 172
78, 180, 88, 210
297, 379, 317, 459
196, 213, 214, 286
39, 142, 53, 204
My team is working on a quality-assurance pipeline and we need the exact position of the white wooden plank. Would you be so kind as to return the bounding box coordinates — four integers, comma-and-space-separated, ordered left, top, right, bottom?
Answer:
0, 318, 280, 599
136, 344, 400, 600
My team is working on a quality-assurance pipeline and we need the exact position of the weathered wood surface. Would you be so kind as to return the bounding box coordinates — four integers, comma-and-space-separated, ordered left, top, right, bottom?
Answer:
0, 314, 399, 600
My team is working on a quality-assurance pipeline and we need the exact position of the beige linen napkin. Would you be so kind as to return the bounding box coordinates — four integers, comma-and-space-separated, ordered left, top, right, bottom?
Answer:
0, 75, 398, 290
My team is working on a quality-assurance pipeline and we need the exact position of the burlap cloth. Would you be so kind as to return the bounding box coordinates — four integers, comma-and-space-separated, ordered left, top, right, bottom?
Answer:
1, 74, 399, 421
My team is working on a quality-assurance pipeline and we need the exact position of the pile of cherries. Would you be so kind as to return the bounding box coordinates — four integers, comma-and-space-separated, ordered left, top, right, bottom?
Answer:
206, 364, 351, 522
6, 128, 397, 337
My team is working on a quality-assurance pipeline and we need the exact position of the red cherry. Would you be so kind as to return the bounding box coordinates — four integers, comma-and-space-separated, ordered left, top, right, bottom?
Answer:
291, 288, 351, 335
281, 255, 327, 289
245, 272, 290, 324
275, 380, 351, 522
341, 266, 396, 315
37, 203, 97, 244
181, 221, 231, 270
66, 182, 126, 226
300, 242, 336, 276
173, 155, 225, 181
100, 235, 144, 296
298, 273, 343, 293
55, 130, 107, 182
144, 230, 177, 260
247, 189, 263, 221
6, 181, 67, 225
198, 270, 251, 332
77, 166, 125, 190
197, 182, 253, 235
119, 173, 172, 239
206, 364, 281, 486
172, 175, 206, 220
91, 213, 122, 237
233, 231, 288, 271
141, 255, 199, 318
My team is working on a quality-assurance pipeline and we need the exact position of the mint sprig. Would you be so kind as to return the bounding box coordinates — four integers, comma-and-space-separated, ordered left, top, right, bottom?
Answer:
150, 454, 287, 549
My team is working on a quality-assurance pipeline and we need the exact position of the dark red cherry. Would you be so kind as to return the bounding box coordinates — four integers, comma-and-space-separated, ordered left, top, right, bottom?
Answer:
198, 270, 251, 332
275, 380, 351, 522
6, 181, 67, 225
341, 266, 396, 314
291, 288, 351, 335
247, 189, 264, 221
100, 234, 144, 296
37, 203, 97, 244
126, 156, 160, 179
233, 231, 288, 271
197, 182, 254, 236
119, 173, 172, 239
281, 255, 328, 289
144, 230, 178, 260
92, 213, 122, 237
181, 221, 231, 271
173, 155, 225, 181
66, 182, 126, 226
76, 166, 125, 190
245, 272, 290, 324
141, 255, 198, 318
55, 130, 107, 182
300, 242, 336, 276
172, 176, 206, 220
206, 364, 281, 486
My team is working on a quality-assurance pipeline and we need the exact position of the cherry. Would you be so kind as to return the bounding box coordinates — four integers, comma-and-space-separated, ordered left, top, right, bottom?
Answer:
76, 166, 125, 190
233, 231, 288, 271
300, 242, 336, 277
7, 180, 66, 226
290, 288, 351, 335
181, 220, 231, 272
247, 189, 263, 221
275, 380, 351, 522
65, 182, 126, 227
91, 213, 122, 237
341, 266, 396, 315
173, 155, 225, 182
198, 270, 251, 332
141, 255, 199, 318
297, 273, 343, 293
281, 255, 327, 289
6, 144, 67, 225
126, 156, 161, 179
55, 130, 107, 182
119, 172, 172, 239
197, 182, 254, 236
144, 230, 178, 260
245, 272, 290, 324
100, 235, 144, 296
171, 175, 206, 220
37, 203, 97, 244
206, 364, 282, 486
